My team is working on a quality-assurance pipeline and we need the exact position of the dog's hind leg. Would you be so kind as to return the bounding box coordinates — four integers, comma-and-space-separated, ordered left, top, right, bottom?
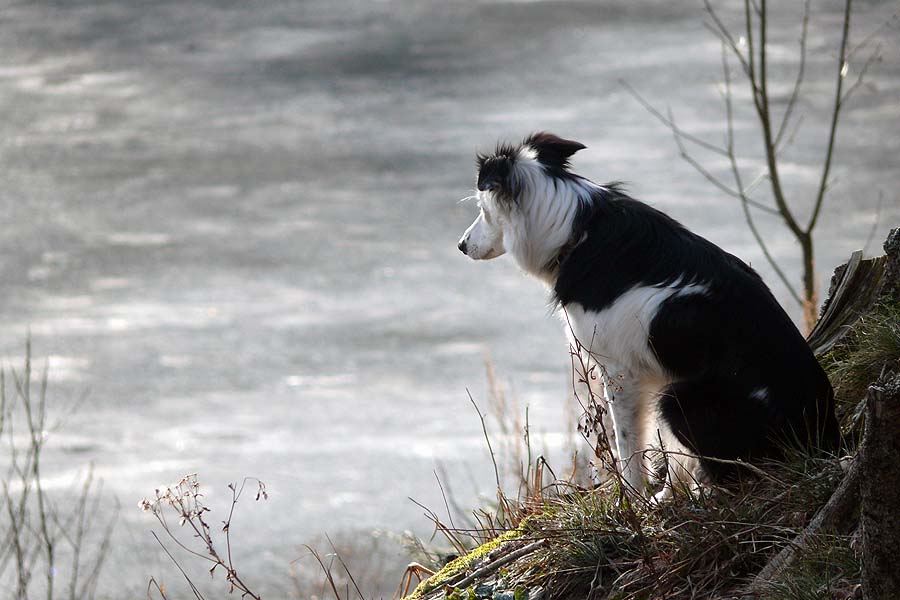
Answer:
657, 380, 770, 482
650, 420, 702, 503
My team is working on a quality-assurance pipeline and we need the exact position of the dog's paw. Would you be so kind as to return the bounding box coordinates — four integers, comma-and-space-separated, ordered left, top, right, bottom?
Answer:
650, 486, 673, 506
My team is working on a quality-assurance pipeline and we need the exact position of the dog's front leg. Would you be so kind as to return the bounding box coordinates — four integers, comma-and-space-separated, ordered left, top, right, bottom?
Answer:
606, 371, 648, 496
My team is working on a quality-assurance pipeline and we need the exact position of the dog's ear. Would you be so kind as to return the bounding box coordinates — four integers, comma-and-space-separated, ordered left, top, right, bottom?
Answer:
525, 132, 586, 169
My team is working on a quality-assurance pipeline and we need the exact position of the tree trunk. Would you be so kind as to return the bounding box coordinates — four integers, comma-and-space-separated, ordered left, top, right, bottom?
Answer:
799, 232, 818, 334
860, 374, 900, 600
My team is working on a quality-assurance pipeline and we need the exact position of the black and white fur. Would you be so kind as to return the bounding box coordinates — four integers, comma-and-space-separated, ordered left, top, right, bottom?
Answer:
457, 132, 840, 500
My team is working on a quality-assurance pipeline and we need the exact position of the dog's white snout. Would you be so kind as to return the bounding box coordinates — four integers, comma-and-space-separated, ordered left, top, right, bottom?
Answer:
458, 211, 505, 261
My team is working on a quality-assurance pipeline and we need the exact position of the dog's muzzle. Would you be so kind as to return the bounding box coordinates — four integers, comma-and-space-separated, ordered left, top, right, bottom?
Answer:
457, 239, 468, 255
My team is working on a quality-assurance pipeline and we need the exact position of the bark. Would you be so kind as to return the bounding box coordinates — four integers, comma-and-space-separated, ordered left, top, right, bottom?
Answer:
807, 227, 899, 357
880, 227, 900, 300
860, 374, 900, 600
800, 232, 818, 334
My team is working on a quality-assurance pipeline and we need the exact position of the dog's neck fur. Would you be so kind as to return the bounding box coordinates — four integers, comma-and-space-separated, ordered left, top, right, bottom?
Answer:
505, 152, 596, 285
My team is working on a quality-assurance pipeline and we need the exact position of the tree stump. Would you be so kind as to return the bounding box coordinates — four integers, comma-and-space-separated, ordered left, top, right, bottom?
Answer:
860, 374, 900, 600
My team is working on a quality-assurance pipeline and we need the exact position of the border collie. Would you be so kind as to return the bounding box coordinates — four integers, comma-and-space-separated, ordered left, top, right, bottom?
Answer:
457, 132, 840, 500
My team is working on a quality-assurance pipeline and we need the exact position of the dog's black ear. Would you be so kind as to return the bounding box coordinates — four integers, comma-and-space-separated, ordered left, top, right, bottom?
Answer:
525, 132, 586, 169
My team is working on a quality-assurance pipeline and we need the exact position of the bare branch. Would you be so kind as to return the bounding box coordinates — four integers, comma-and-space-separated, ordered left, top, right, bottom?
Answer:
846, 10, 898, 62
619, 80, 729, 157
702, 0, 750, 75
467, 390, 502, 498
740, 192, 803, 305
754, 0, 805, 240
776, 113, 806, 157
744, 170, 769, 195
744, 0, 760, 109
841, 43, 882, 105
669, 123, 749, 200
720, 43, 804, 306
749, 0, 762, 18
152, 532, 206, 600
666, 102, 780, 217
620, 80, 781, 216
774, 0, 810, 150
807, 0, 853, 234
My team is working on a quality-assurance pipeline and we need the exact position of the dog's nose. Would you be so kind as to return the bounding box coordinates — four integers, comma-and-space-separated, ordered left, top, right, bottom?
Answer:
457, 239, 468, 255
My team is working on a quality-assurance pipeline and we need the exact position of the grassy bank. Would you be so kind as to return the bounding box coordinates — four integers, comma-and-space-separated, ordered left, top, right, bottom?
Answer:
407, 300, 899, 600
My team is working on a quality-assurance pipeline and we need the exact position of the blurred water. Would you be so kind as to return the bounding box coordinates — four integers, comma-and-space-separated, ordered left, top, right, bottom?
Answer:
0, 0, 897, 596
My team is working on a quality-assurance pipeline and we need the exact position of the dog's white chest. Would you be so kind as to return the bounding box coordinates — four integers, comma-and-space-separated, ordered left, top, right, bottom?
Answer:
560, 283, 693, 377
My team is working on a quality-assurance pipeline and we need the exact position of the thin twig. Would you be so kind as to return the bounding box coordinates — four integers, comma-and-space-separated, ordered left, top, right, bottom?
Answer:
618, 80, 729, 157
774, 0, 810, 149
619, 80, 779, 217
756, 0, 804, 239
703, 0, 751, 75
303, 546, 344, 600
467, 390, 503, 499
807, 0, 853, 235
720, 43, 804, 305
326, 533, 366, 599
152, 532, 206, 600
841, 42, 881, 106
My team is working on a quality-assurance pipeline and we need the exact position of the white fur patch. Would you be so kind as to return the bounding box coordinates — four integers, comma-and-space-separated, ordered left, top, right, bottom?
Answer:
504, 156, 599, 278
563, 280, 708, 376
750, 387, 769, 403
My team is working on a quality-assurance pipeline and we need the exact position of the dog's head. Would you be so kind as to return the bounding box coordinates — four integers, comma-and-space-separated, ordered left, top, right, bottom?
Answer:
457, 132, 587, 265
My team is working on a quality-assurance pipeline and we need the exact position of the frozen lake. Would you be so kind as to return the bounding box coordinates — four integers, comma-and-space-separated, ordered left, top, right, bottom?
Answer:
0, 0, 897, 596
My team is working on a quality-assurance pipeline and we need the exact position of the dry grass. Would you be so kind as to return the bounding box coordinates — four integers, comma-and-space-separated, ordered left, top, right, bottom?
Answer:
406, 325, 887, 600
290, 530, 426, 600
142, 474, 268, 599
512, 453, 850, 599
0, 342, 116, 600
408, 447, 856, 599
140, 474, 444, 600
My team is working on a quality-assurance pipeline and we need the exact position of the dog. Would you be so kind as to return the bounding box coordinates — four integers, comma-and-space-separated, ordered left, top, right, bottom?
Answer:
457, 132, 840, 500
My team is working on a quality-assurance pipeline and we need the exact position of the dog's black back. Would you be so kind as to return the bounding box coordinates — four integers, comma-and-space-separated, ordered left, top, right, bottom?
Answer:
554, 184, 840, 476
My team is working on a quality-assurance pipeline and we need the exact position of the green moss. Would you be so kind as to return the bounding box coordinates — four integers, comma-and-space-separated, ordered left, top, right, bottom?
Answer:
408, 522, 531, 599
